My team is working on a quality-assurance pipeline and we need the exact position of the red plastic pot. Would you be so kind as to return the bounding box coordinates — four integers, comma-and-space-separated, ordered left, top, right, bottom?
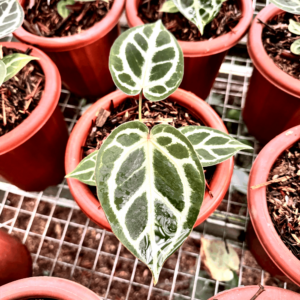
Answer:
0, 277, 100, 299
0, 230, 32, 286
14, 0, 125, 100
208, 286, 300, 300
248, 125, 300, 286
65, 89, 234, 231
0, 42, 68, 192
126, 0, 253, 101
243, 5, 300, 145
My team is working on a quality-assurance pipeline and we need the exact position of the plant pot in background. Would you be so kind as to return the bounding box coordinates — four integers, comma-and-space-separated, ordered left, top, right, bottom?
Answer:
14, 0, 125, 100
125, 0, 253, 101
0, 230, 32, 286
0, 42, 68, 192
243, 5, 300, 145
0, 277, 100, 299
208, 286, 300, 300
65, 89, 234, 231
248, 125, 300, 286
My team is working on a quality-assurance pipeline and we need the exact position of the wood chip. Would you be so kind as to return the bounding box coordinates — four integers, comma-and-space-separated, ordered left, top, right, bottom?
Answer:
96, 107, 111, 127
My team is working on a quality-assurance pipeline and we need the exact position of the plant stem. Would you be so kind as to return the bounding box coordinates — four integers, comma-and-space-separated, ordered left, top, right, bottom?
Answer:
139, 90, 143, 122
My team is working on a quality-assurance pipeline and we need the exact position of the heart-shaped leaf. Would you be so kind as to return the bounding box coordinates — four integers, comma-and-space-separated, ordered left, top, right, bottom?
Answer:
57, 0, 75, 19
172, 0, 226, 35
160, 0, 179, 13
289, 19, 300, 35
291, 38, 300, 55
109, 20, 184, 102
95, 121, 205, 284
66, 151, 97, 186
179, 126, 252, 167
0, 0, 24, 39
270, 0, 300, 14
0, 60, 7, 86
2, 53, 39, 82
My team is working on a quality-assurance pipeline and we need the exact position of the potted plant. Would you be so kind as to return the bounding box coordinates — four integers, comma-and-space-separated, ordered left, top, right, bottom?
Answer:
248, 125, 300, 286
243, 2, 300, 144
0, 230, 32, 286
65, 21, 251, 284
13, 0, 125, 100
0, 1, 68, 191
125, 0, 253, 101
208, 285, 300, 300
0, 277, 101, 299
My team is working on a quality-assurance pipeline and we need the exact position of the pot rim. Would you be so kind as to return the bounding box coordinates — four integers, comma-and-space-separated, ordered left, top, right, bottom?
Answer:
125, 0, 253, 57
208, 285, 300, 299
0, 42, 61, 155
0, 277, 100, 300
248, 125, 300, 286
247, 4, 300, 98
65, 89, 234, 231
13, 0, 125, 52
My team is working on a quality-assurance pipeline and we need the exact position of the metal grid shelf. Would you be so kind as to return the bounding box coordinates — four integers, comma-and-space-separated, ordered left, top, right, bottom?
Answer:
1, 1, 300, 299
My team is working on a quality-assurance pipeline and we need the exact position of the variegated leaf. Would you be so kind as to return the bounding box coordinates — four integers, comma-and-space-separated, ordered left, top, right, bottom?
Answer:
160, 0, 179, 13
291, 39, 300, 55
270, 0, 300, 14
2, 53, 39, 82
109, 20, 184, 102
65, 151, 97, 186
0, 60, 7, 86
179, 126, 252, 167
57, 0, 75, 19
95, 121, 205, 284
0, 0, 24, 39
172, 0, 226, 35
289, 19, 300, 35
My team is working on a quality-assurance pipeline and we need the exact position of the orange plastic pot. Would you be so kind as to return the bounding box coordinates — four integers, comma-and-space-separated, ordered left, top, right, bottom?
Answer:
0, 277, 100, 299
243, 5, 300, 145
65, 89, 234, 231
248, 125, 300, 286
125, 0, 253, 100
14, 0, 125, 100
0, 42, 68, 192
208, 286, 300, 300
0, 230, 32, 286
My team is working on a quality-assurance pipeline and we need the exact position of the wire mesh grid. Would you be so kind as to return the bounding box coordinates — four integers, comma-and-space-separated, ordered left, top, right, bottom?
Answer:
1, 1, 300, 299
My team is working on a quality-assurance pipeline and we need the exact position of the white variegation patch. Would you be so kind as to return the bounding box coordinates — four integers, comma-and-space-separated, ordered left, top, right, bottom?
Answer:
0, 0, 24, 39
270, 0, 300, 14
95, 121, 205, 284
66, 151, 97, 186
172, 0, 226, 35
0, 60, 6, 86
109, 20, 184, 101
179, 126, 252, 167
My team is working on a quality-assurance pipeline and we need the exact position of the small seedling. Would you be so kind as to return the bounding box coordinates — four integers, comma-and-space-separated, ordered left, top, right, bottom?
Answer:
66, 20, 252, 284
159, 0, 226, 35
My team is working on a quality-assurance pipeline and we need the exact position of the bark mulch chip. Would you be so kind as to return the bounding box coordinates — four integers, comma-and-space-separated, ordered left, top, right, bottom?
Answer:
138, 0, 241, 41
261, 12, 300, 80
0, 47, 45, 137
23, 0, 113, 38
267, 141, 300, 260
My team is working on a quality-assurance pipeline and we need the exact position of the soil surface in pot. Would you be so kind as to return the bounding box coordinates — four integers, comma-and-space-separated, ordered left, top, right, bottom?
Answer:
138, 0, 241, 42
0, 47, 45, 137
83, 97, 215, 197
266, 141, 300, 260
261, 13, 300, 80
23, 0, 113, 37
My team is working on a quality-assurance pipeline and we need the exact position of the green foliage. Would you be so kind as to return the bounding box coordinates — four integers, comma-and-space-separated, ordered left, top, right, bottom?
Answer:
160, 0, 179, 12
289, 19, 300, 34
0, 61, 6, 86
291, 39, 300, 55
269, 0, 300, 14
0, 0, 24, 38
109, 20, 184, 101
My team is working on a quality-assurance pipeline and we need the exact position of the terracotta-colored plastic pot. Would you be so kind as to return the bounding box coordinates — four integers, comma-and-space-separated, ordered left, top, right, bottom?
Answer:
0, 277, 100, 299
14, 0, 125, 100
243, 5, 300, 145
0, 42, 68, 192
65, 89, 234, 231
248, 125, 300, 286
0, 230, 32, 286
125, 0, 253, 101
208, 286, 300, 300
